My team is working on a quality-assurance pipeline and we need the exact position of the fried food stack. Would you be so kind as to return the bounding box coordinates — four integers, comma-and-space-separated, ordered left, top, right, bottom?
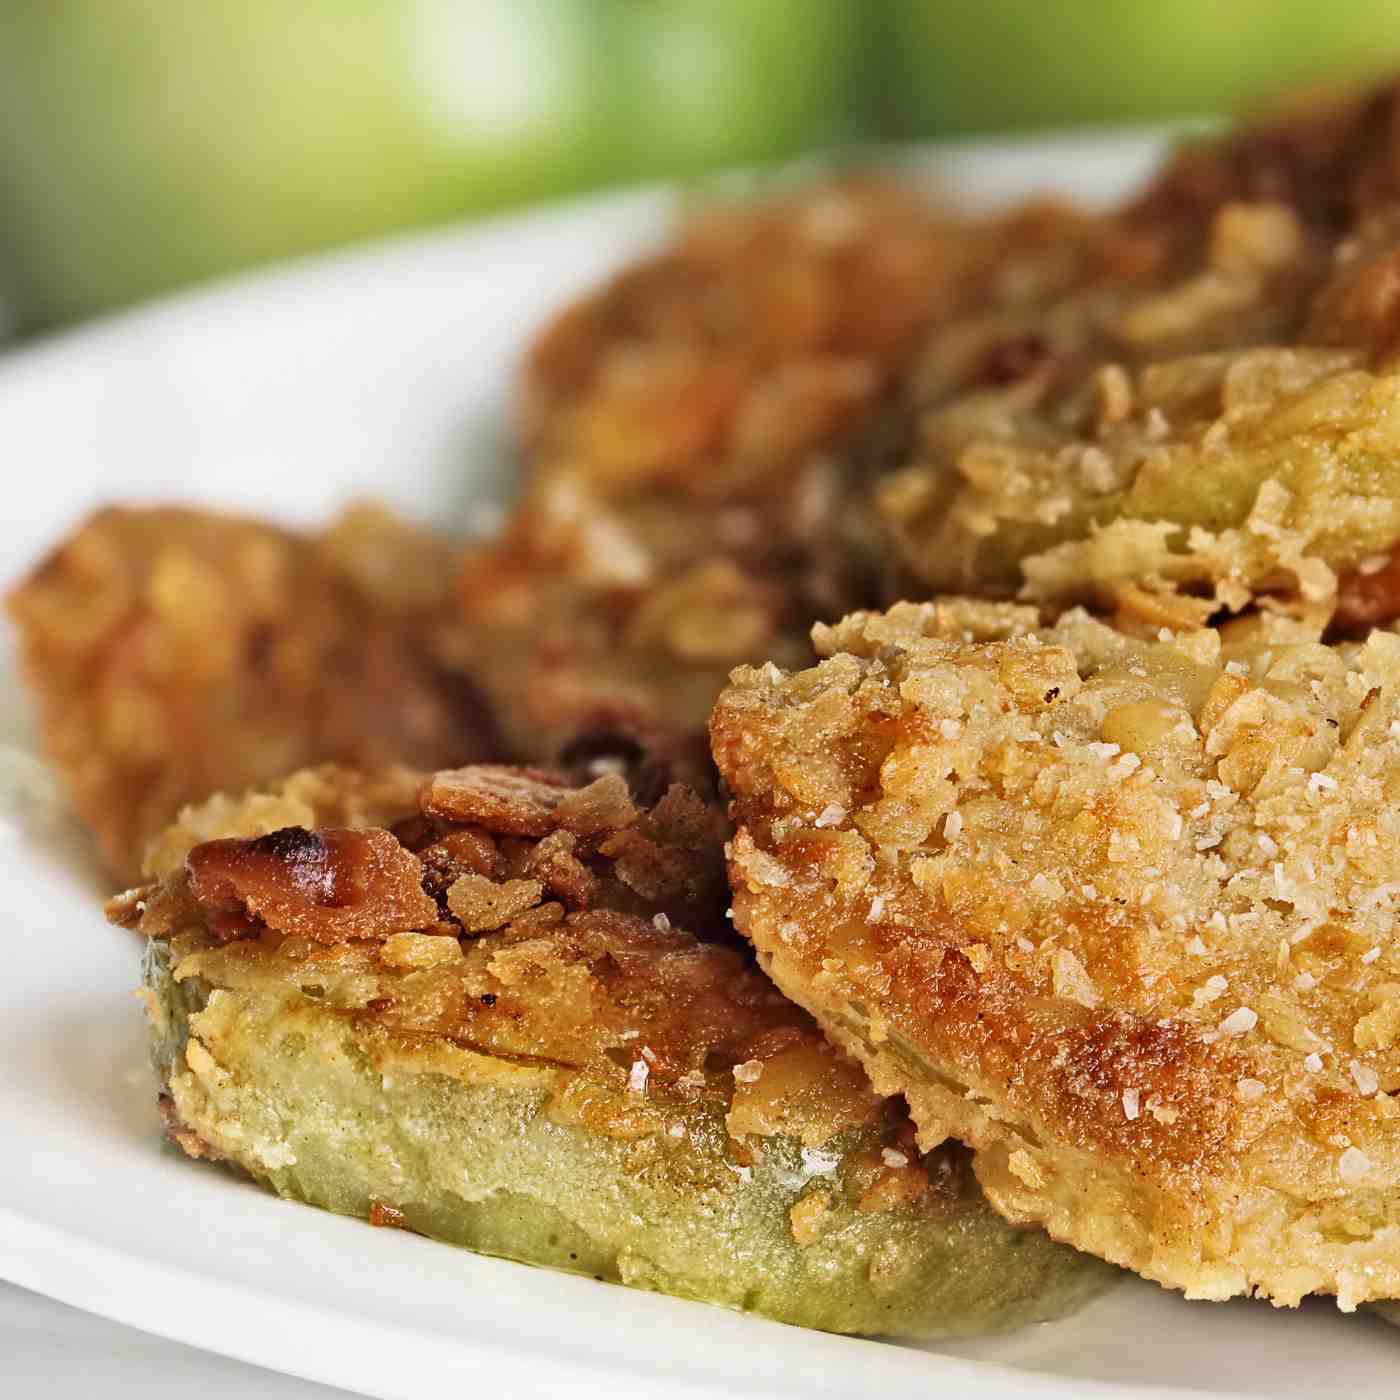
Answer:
18, 75, 1400, 1336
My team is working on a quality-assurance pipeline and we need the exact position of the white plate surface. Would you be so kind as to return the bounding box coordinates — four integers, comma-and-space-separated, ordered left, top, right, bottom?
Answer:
2, 133, 1397, 1400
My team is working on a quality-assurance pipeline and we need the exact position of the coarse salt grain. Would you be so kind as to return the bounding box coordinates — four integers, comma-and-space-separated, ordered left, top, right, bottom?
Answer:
814, 803, 846, 828
1219, 1006, 1258, 1036
1236, 1078, 1266, 1101
1362, 946, 1381, 964
1295, 971, 1317, 991
1351, 1061, 1379, 1096
1360, 554, 1391, 575
1170, 813, 1184, 840
628, 1060, 649, 1094
944, 810, 964, 840
1087, 741, 1121, 760
1122, 1088, 1140, 1121
868, 894, 885, 921
1225, 660, 1248, 677
1196, 834, 1222, 851
1193, 976, 1228, 1009
1257, 833, 1278, 857
1308, 772, 1338, 794
939, 719, 962, 740
652, 912, 671, 931
1016, 935, 1035, 953
1186, 935, 1207, 955
1339, 1146, 1372, 1184
800, 1146, 841, 1178
733, 1059, 763, 1084
1303, 1052, 1323, 1074
881, 1148, 909, 1168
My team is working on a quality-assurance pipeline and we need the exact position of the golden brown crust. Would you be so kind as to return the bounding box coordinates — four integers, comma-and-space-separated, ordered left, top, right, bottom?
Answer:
7, 505, 494, 880
713, 601, 1400, 1307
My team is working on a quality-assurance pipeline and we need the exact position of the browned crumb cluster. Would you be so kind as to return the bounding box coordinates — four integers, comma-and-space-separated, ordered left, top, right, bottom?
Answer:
116, 762, 730, 949
7, 505, 494, 880
714, 598, 1400, 1308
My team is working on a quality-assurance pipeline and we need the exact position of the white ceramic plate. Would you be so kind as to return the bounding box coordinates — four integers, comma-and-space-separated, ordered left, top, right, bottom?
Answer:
2, 133, 1397, 1400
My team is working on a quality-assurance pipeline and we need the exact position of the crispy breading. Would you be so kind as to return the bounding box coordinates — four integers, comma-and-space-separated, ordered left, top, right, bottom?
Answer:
7, 505, 494, 879
118, 763, 1112, 1337
714, 598, 1400, 1308
877, 80, 1400, 622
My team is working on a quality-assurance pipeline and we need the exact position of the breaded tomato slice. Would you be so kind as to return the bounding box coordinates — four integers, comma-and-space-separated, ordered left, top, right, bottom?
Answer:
714, 598, 1400, 1309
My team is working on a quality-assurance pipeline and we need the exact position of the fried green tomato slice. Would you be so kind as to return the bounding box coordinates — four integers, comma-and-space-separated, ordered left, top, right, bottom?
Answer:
878, 80, 1400, 624
114, 762, 1114, 1339
712, 598, 1400, 1311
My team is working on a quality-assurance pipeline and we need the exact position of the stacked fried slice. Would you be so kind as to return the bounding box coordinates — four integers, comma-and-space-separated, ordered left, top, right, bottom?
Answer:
458, 181, 1141, 781
27, 72, 1400, 1337
878, 81, 1400, 631
112, 762, 1112, 1337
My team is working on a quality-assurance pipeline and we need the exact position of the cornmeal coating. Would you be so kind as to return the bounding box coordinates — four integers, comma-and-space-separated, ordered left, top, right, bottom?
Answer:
878, 79, 1400, 624
7, 505, 492, 879
714, 598, 1400, 1309
114, 763, 1112, 1338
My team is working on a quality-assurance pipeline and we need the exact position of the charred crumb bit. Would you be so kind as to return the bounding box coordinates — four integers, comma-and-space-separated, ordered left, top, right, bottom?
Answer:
974, 334, 1051, 386
479, 992, 497, 1007
369, 1201, 407, 1229
248, 824, 327, 865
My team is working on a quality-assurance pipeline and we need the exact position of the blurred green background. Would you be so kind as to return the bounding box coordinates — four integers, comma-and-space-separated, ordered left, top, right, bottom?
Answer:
3, 0, 1400, 335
